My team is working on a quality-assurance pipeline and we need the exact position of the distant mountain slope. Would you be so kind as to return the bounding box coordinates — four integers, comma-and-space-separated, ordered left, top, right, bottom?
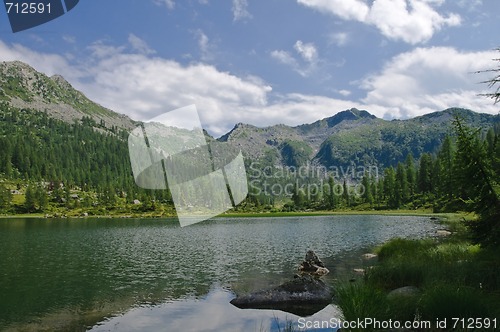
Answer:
0, 61, 136, 132
222, 107, 499, 169
1, 60, 498, 173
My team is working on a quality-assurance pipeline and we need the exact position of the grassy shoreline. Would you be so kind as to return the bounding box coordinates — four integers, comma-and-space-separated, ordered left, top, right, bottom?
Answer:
0, 208, 457, 220
219, 209, 447, 218
334, 213, 500, 330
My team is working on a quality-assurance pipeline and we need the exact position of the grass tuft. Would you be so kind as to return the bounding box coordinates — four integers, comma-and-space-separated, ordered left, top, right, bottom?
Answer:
335, 227, 500, 327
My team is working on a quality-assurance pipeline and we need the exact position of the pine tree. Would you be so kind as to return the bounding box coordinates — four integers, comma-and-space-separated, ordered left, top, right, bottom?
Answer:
417, 153, 433, 194
64, 185, 71, 208
453, 117, 500, 245
36, 185, 48, 211
52, 185, 64, 204
24, 185, 36, 212
396, 162, 409, 204
437, 135, 455, 197
0, 184, 12, 210
384, 167, 397, 208
405, 154, 416, 198
327, 176, 336, 209
292, 182, 305, 208
361, 172, 373, 205
478, 47, 500, 104
375, 177, 384, 207
342, 179, 350, 207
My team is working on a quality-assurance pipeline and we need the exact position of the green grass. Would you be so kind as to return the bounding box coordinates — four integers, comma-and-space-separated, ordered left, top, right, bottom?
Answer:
335, 225, 500, 328
419, 284, 494, 321
335, 283, 391, 323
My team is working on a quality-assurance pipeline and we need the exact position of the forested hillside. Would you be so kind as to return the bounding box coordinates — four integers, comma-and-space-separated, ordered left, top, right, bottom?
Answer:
0, 104, 171, 215
0, 60, 498, 224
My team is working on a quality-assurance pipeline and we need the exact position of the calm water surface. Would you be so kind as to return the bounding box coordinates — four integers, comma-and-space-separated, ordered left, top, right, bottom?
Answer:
0, 215, 440, 331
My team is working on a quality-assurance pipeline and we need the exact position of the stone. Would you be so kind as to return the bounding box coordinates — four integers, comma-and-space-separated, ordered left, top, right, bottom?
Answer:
362, 253, 378, 260
436, 230, 452, 236
298, 250, 330, 276
230, 274, 332, 316
387, 286, 420, 300
230, 250, 332, 316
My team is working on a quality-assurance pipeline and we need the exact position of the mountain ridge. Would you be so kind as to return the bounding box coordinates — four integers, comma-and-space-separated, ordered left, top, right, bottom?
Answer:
0, 61, 137, 134
1, 60, 498, 170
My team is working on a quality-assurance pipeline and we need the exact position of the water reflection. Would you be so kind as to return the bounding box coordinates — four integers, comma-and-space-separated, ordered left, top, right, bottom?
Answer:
0, 216, 439, 331
90, 287, 341, 332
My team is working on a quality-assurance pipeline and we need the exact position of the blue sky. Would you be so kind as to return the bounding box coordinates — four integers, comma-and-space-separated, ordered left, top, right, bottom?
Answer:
0, 0, 499, 136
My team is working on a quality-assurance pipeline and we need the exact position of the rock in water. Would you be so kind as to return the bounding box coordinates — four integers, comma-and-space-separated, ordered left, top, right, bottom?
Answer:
298, 250, 330, 276
230, 274, 332, 316
230, 251, 332, 316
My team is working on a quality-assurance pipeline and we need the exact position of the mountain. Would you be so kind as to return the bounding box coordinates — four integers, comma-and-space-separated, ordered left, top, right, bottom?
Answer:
1, 60, 499, 176
221, 107, 499, 169
0, 61, 136, 133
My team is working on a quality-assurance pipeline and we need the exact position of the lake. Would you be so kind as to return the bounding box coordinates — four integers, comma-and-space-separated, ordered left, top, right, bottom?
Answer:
0, 215, 439, 331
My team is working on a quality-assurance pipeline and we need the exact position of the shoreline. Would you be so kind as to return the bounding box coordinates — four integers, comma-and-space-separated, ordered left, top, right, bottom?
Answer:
0, 209, 463, 221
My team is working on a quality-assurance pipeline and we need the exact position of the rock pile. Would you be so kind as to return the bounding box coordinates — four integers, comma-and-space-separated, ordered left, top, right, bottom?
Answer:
298, 250, 330, 276
230, 250, 332, 316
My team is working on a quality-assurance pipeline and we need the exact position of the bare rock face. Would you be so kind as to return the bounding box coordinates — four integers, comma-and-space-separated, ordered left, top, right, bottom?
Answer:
230, 250, 332, 316
298, 250, 330, 276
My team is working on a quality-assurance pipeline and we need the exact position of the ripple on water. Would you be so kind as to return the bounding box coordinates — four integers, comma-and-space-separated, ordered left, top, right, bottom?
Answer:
0, 215, 438, 331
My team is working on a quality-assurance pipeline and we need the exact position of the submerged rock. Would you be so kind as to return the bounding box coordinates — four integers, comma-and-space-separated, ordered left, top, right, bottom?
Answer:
230, 274, 332, 316
230, 250, 332, 316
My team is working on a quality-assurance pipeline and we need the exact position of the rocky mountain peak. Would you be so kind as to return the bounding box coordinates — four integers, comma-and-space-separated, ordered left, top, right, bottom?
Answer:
1, 60, 35, 72
0, 60, 136, 132
324, 108, 376, 127
50, 74, 73, 90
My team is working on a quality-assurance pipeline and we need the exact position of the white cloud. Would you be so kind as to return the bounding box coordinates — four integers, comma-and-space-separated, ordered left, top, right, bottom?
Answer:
62, 35, 76, 44
0, 40, 83, 81
194, 30, 213, 61
271, 40, 319, 77
297, 0, 369, 21
298, 0, 461, 44
336, 89, 352, 97
0, 40, 497, 137
82, 55, 273, 134
270, 50, 297, 67
368, 0, 461, 44
128, 34, 155, 55
361, 47, 498, 118
328, 32, 349, 46
457, 0, 482, 10
232, 0, 252, 21
88, 40, 126, 59
294, 40, 318, 63
153, 0, 175, 10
